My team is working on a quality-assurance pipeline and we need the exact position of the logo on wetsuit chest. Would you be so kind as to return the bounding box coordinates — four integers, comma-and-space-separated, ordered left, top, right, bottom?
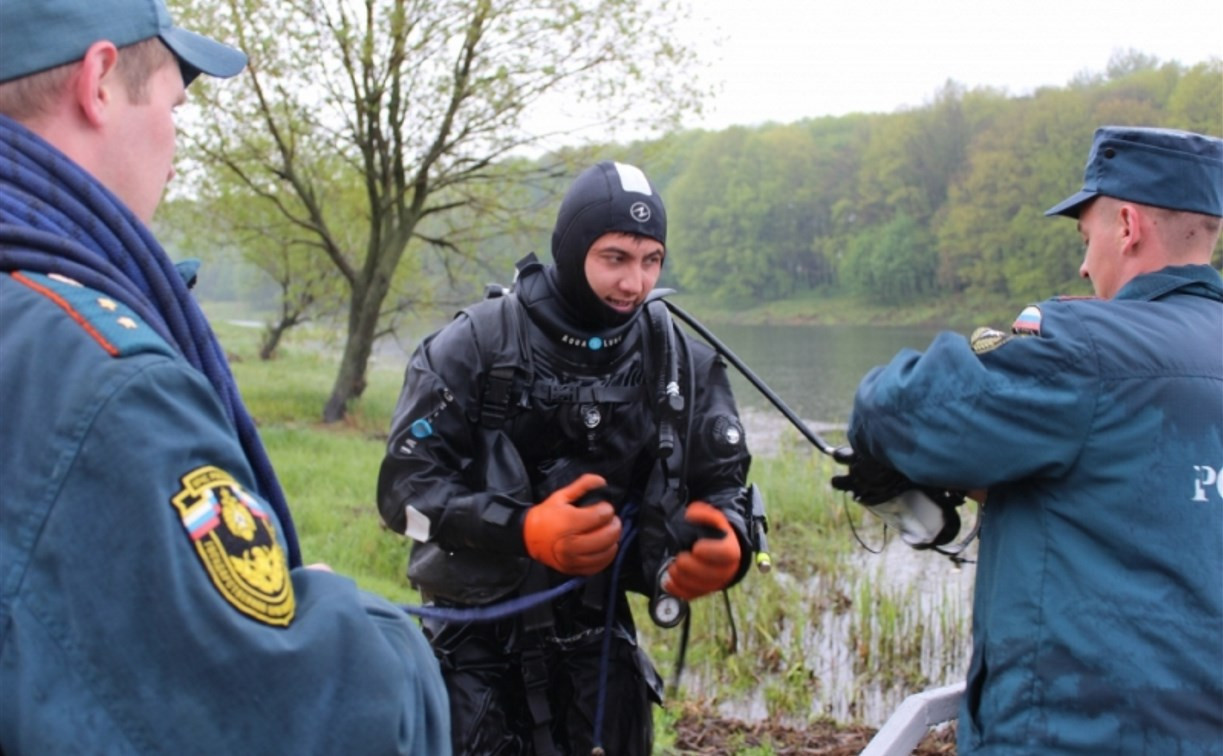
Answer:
559, 332, 624, 350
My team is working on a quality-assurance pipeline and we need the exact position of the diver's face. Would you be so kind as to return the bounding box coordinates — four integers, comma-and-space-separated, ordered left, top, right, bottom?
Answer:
583, 232, 665, 315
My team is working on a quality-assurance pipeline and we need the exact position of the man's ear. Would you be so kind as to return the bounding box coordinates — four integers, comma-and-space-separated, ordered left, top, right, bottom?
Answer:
1117, 203, 1145, 257
74, 41, 121, 128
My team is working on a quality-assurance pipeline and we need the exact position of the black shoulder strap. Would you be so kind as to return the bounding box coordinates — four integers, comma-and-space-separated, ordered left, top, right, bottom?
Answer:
461, 292, 532, 429
645, 297, 691, 479
481, 365, 516, 429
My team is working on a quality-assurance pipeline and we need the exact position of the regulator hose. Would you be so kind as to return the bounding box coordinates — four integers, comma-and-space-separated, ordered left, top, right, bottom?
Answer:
658, 297, 838, 457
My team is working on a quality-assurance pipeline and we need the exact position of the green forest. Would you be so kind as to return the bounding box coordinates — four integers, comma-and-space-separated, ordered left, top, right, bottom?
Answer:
563, 56, 1223, 319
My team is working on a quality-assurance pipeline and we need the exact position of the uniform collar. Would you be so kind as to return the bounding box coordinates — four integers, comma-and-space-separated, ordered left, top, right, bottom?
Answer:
1114, 264, 1223, 303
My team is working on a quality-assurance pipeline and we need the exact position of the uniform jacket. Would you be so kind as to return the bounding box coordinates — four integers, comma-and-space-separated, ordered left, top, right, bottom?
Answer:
848, 265, 1223, 754
377, 262, 753, 608
0, 116, 450, 754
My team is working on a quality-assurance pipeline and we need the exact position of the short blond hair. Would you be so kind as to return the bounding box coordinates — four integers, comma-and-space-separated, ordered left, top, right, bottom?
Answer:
1145, 204, 1223, 261
0, 37, 176, 122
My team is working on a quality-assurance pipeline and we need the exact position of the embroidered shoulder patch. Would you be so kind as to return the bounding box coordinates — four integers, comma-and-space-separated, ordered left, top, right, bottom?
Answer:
170, 466, 295, 627
970, 326, 1011, 354
1011, 305, 1043, 336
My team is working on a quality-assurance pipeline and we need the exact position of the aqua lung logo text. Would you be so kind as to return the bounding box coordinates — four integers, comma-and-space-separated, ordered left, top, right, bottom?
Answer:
560, 332, 624, 350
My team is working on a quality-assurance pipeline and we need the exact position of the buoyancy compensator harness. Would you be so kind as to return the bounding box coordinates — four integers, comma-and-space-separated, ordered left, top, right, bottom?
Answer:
455, 254, 700, 617
404, 255, 771, 621
403, 254, 654, 610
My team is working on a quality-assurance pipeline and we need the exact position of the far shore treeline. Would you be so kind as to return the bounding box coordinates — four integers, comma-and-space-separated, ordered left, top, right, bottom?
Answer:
619, 58, 1220, 316
166, 54, 1220, 369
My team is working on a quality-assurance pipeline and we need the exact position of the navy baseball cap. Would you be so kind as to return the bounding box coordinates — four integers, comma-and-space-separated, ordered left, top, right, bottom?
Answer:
1045, 126, 1223, 218
0, 0, 247, 85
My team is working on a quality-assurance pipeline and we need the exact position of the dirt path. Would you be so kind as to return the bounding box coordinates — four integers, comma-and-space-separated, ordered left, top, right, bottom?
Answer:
670, 705, 957, 754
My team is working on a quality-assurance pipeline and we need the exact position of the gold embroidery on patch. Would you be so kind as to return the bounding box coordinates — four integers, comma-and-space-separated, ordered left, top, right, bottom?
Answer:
171, 466, 295, 627
970, 326, 1010, 354
220, 487, 258, 541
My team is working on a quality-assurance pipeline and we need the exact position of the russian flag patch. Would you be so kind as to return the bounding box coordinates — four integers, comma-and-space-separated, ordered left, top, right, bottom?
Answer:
181, 494, 220, 540
1011, 305, 1043, 336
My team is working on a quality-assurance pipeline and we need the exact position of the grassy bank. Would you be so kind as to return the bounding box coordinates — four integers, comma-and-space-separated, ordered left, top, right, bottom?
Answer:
671, 288, 1024, 333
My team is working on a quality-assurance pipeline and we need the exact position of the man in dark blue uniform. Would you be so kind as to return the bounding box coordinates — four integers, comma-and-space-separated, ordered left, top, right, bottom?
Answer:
835, 126, 1222, 753
378, 161, 755, 754
0, 1, 449, 752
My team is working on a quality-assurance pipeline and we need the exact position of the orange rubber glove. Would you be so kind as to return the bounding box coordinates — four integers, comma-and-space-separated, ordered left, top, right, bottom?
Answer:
523, 473, 622, 575
662, 502, 741, 601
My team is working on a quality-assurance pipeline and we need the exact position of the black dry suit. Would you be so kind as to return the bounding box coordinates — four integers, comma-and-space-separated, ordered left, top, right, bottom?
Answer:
377, 255, 753, 755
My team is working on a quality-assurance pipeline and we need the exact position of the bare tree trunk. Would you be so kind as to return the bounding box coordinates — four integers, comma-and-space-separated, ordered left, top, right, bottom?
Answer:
322, 271, 392, 423
322, 337, 371, 423
259, 319, 292, 360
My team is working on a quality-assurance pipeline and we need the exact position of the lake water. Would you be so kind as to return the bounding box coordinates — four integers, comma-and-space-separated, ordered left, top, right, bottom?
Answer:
696, 321, 945, 427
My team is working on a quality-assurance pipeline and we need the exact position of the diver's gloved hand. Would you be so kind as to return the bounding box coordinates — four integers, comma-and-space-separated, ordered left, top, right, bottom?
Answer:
830, 445, 914, 504
523, 473, 621, 575
662, 502, 741, 600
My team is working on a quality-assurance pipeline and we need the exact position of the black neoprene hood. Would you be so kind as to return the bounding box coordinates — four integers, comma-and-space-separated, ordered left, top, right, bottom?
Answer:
549, 161, 667, 328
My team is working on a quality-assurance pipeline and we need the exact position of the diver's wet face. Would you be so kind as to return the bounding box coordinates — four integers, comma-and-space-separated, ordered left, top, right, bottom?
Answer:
583, 232, 665, 315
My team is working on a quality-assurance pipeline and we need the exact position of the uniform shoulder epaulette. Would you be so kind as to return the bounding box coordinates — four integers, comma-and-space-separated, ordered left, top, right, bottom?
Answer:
988, 294, 1099, 345
11, 271, 174, 359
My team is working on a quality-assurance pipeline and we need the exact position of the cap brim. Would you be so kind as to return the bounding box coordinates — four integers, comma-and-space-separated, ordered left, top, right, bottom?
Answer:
1044, 189, 1097, 218
160, 27, 246, 82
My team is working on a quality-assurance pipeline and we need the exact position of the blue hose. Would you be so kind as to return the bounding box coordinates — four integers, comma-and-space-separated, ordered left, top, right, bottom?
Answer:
401, 500, 642, 752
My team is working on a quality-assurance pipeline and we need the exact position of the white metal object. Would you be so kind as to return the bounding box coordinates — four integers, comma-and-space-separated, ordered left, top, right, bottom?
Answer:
864, 489, 950, 548
860, 681, 965, 756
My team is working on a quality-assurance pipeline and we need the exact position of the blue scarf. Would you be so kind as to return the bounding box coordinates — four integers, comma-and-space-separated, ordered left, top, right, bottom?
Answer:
0, 114, 301, 567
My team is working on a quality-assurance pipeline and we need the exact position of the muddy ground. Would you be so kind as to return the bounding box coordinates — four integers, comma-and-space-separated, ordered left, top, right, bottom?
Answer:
669, 703, 957, 755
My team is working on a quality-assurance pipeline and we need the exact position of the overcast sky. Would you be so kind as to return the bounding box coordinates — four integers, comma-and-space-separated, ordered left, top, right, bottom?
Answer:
534, 0, 1221, 144
683, 0, 1221, 130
